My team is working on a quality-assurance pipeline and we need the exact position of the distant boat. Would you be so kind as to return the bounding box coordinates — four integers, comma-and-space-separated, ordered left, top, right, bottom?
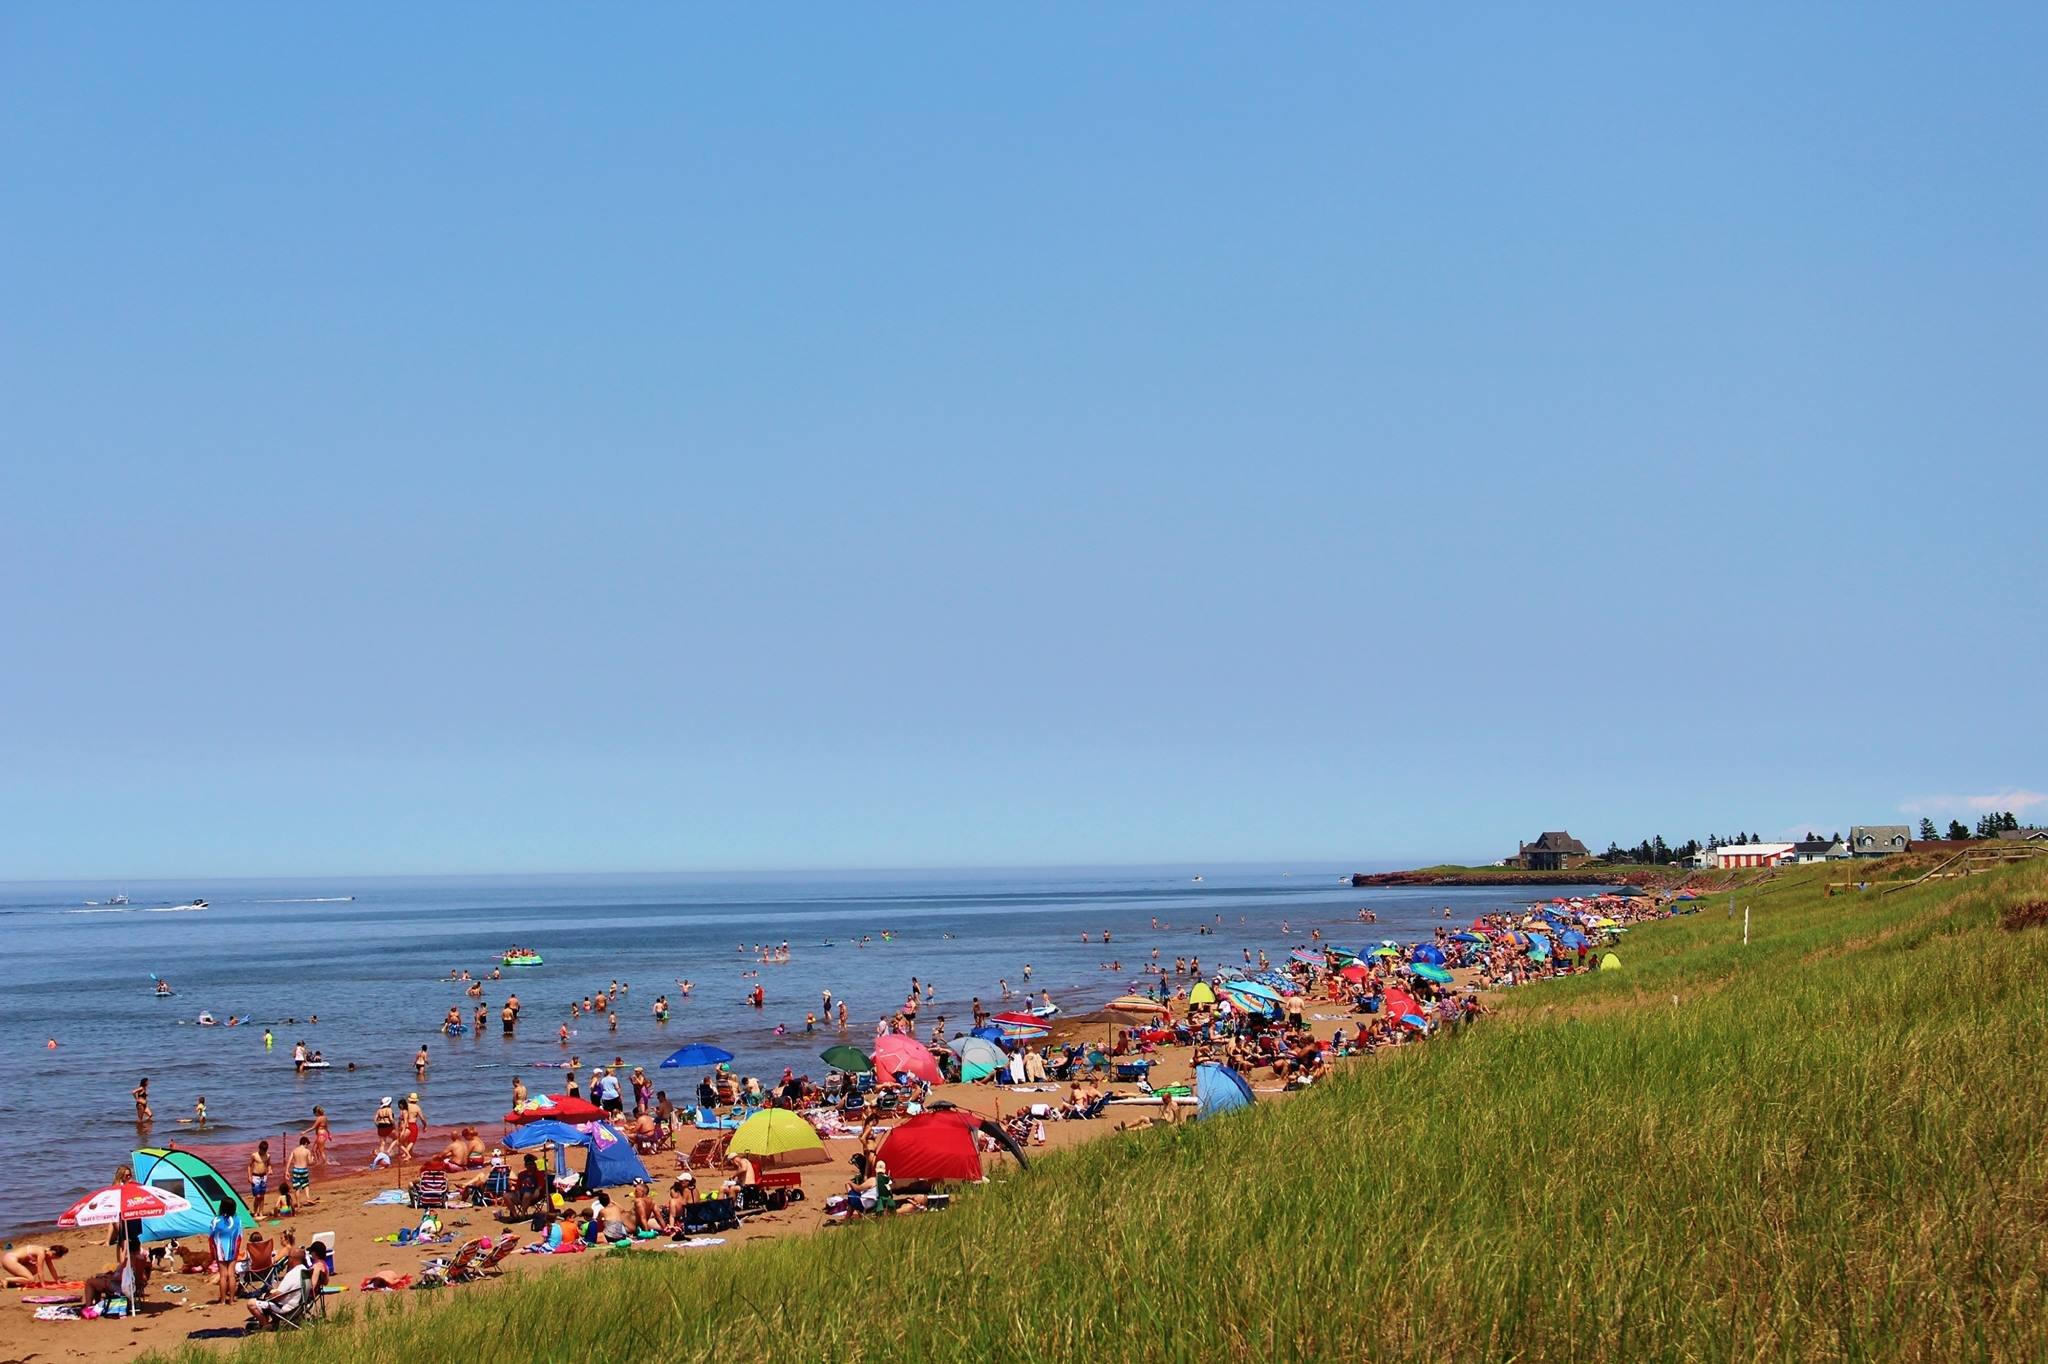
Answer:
110, 892, 129, 905
1191, 875, 1204, 883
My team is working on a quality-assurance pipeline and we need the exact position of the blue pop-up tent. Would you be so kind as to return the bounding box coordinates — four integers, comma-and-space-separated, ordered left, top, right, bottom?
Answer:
1193, 1063, 1255, 1120
504, 1119, 650, 1189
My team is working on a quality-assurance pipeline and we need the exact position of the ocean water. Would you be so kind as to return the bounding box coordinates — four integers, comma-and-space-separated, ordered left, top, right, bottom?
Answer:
0, 867, 1601, 1228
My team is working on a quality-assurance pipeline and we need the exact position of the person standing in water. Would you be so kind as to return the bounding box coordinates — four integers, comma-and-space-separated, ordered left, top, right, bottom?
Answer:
132, 1078, 152, 1125
415, 1045, 429, 1080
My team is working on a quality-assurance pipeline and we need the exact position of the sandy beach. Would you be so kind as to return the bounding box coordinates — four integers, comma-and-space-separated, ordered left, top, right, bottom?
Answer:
0, 999, 1419, 1363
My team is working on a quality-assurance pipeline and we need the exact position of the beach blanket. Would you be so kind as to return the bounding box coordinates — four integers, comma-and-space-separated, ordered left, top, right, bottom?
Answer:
34, 1304, 83, 1321
665, 1237, 727, 1249
364, 1189, 410, 1205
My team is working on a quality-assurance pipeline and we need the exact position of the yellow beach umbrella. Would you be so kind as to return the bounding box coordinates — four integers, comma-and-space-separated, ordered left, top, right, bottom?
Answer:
1188, 981, 1216, 1006
727, 1109, 830, 1170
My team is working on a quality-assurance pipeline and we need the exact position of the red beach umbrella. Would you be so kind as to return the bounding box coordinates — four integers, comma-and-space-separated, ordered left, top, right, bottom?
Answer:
871, 1034, 943, 1085
989, 1012, 1048, 1028
504, 1094, 607, 1125
59, 1182, 191, 1227
1337, 963, 1371, 983
876, 1110, 987, 1182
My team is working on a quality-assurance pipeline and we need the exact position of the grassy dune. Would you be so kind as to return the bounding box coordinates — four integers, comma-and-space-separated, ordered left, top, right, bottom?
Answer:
165, 860, 2048, 1363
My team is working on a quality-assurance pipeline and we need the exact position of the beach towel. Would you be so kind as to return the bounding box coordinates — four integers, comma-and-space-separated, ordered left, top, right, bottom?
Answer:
33, 1304, 83, 1321
664, 1237, 726, 1249
365, 1189, 410, 1205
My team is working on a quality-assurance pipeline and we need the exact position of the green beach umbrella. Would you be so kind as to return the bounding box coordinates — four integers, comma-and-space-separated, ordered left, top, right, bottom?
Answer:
820, 1044, 872, 1073
1409, 963, 1454, 984
1369, 946, 1402, 959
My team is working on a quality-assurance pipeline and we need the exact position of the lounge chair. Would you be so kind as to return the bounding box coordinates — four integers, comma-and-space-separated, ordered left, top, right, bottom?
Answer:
409, 1169, 450, 1210
454, 1236, 519, 1281
681, 1134, 730, 1172
418, 1238, 484, 1288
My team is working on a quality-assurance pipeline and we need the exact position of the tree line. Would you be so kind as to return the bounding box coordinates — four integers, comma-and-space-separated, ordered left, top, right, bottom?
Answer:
1917, 812, 2028, 841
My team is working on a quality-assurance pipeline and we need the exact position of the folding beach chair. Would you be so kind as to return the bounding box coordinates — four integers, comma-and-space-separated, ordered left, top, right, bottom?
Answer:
409, 1169, 450, 1210
418, 1238, 484, 1288
453, 1236, 519, 1282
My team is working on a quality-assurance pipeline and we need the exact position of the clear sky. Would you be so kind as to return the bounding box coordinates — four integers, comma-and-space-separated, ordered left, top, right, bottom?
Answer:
3, 7, 2043, 879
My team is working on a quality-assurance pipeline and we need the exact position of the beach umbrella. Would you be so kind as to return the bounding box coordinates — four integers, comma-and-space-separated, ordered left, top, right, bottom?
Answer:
1337, 963, 1371, 984
875, 1110, 988, 1182
504, 1094, 607, 1125
1229, 980, 1283, 1004
1451, 932, 1484, 943
1368, 946, 1402, 959
994, 1022, 1050, 1041
872, 1034, 943, 1085
727, 1110, 830, 1170
1105, 995, 1170, 1017
660, 1043, 735, 1069
1413, 944, 1446, 966
59, 1182, 191, 1228
954, 1035, 1007, 1080
989, 1012, 1047, 1028
1409, 963, 1454, 984
1193, 1063, 1255, 1120
820, 1044, 872, 1073
1187, 981, 1216, 1006
1398, 1012, 1430, 1032
503, 1119, 588, 1150
1290, 949, 1326, 966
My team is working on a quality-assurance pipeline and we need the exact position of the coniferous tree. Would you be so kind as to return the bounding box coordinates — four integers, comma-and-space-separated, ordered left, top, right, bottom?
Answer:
1917, 818, 1937, 841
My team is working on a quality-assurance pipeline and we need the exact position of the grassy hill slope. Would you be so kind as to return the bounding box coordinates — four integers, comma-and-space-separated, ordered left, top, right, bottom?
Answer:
164, 859, 2048, 1363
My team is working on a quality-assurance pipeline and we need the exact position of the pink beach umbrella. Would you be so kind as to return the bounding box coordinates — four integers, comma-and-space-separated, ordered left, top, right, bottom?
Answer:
871, 1033, 943, 1084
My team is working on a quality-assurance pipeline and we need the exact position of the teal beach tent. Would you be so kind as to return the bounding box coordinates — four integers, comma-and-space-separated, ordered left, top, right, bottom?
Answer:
131, 1147, 253, 1244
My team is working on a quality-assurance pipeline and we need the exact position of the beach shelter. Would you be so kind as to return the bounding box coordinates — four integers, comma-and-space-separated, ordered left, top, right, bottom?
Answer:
660, 1043, 735, 1069
1409, 963, 1454, 985
872, 1034, 943, 1084
954, 1035, 1007, 1081
1413, 944, 1446, 966
1193, 1063, 1255, 1121
876, 1109, 1024, 1182
727, 1110, 830, 1170
1188, 981, 1216, 1006
505, 1094, 607, 1125
504, 1119, 650, 1189
1601, 952, 1622, 970
820, 1044, 872, 1073
130, 1147, 252, 1245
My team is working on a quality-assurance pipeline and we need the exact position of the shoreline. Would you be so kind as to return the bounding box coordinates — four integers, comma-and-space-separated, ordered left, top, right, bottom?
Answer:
2, 886, 1671, 1362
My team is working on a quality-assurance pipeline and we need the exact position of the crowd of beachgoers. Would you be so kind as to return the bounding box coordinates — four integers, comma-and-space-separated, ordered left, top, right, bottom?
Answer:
4, 888, 1685, 1353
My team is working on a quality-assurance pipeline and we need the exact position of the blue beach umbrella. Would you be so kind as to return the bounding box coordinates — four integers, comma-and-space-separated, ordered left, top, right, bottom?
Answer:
1399, 1013, 1430, 1031
1451, 932, 1484, 943
1413, 944, 1446, 966
660, 1043, 735, 1069
1193, 1063, 1255, 1120
503, 1119, 586, 1149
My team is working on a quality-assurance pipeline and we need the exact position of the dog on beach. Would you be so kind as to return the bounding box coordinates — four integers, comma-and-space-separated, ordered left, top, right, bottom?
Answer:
170, 1243, 216, 1273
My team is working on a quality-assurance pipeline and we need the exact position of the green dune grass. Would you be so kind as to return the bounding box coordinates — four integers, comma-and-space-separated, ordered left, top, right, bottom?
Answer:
158, 860, 2048, 1363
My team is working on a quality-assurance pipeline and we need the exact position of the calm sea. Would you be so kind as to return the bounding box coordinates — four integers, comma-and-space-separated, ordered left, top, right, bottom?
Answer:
0, 867, 1601, 1230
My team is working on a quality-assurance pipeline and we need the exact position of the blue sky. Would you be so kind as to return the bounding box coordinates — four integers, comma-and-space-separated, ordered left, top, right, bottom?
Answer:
3, 6, 2043, 878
